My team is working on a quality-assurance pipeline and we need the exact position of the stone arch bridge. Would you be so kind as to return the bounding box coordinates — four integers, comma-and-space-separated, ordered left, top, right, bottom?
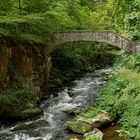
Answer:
53, 30, 140, 55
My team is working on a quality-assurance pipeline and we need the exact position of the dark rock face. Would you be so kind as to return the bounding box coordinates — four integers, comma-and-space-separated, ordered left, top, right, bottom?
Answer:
0, 39, 52, 95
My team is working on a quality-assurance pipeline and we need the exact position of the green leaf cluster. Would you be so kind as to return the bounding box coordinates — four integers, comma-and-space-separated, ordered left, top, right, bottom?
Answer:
107, 0, 140, 41
0, 0, 115, 43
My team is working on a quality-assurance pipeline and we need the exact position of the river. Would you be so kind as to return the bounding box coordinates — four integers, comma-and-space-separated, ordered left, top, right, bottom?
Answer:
0, 68, 120, 140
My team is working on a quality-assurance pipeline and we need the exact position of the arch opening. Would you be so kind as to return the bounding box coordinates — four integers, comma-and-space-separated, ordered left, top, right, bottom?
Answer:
49, 41, 121, 88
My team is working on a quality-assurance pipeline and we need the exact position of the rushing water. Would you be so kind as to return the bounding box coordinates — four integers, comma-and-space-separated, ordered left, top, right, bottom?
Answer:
0, 68, 112, 140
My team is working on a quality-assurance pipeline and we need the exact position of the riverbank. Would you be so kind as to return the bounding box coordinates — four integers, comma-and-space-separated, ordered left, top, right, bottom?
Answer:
66, 53, 140, 140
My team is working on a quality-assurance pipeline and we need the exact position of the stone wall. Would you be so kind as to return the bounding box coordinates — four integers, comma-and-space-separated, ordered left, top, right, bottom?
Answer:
0, 38, 52, 95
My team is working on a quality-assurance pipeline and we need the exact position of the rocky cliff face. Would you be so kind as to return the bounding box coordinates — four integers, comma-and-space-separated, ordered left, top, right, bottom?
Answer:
0, 38, 52, 95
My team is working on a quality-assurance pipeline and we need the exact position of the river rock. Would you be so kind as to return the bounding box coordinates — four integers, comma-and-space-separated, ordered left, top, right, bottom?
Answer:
11, 119, 48, 131
65, 119, 93, 134
64, 108, 81, 115
19, 107, 43, 119
65, 111, 113, 134
85, 111, 114, 128
70, 138, 80, 140
54, 79, 63, 86
83, 128, 103, 140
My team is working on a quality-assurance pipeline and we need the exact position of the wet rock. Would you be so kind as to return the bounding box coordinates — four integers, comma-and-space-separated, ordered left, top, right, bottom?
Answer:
64, 108, 81, 115
65, 111, 113, 135
2, 107, 43, 120
83, 128, 103, 140
11, 119, 48, 131
85, 111, 114, 128
19, 107, 43, 119
65, 119, 93, 134
54, 79, 63, 86
70, 138, 80, 140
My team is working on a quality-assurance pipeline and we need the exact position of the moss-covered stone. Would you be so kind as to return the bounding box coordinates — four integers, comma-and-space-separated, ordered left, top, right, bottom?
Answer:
83, 128, 103, 140
19, 107, 43, 119
11, 119, 48, 131
84, 111, 114, 128
65, 119, 93, 134
64, 108, 81, 115
0, 107, 43, 121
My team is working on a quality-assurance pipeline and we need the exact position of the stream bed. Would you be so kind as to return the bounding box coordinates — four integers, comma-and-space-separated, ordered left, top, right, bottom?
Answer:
0, 68, 124, 140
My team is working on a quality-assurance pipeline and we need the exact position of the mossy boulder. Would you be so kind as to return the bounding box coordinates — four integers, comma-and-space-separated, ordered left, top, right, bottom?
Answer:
84, 111, 114, 128
65, 119, 93, 134
64, 108, 81, 115
12, 119, 48, 131
83, 128, 103, 140
19, 107, 43, 119
0, 107, 43, 121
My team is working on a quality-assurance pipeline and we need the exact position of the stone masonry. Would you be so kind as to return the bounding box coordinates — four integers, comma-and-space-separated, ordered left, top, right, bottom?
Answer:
53, 30, 139, 55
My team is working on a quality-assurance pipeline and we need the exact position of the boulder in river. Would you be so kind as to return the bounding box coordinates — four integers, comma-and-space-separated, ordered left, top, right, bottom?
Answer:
84, 111, 114, 128
65, 119, 93, 134
65, 111, 113, 135
11, 119, 48, 131
64, 108, 81, 115
83, 128, 103, 140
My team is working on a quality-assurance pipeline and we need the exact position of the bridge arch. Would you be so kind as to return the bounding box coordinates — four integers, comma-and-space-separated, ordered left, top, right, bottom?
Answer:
53, 30, 139, 55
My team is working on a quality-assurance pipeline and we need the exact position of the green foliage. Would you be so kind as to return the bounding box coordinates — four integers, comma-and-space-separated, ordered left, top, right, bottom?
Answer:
52, 47, 82, 77
79, 105, 102, 119
84, 136, 101, 140
0, 0, 82, 43
79, 1, 113, 30
107, 0, 140, 41
0, 0, 114, 43
115, 53, 140, 73
0, 0, 139, 43
51, 42, 118, 82
0, 87, 40, 119
0, 0, 12, 15
12, 119, 48, 131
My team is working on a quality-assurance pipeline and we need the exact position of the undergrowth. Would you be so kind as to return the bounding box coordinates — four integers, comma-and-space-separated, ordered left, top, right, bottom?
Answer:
50, 42, 118, 82
0, 87, 41, 120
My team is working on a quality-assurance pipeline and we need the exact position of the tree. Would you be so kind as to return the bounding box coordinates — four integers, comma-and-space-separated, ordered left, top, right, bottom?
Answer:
0, 0, 12, 15
107, 0, 140, 41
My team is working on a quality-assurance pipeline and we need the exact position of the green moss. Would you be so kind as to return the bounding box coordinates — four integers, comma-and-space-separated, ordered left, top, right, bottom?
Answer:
50, 42, 118, 86
65, 119, 93, 134
19, 107, 43, 119
0, 87, 42, 120
12, 119, 48, 131
84, 135, 101, 140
